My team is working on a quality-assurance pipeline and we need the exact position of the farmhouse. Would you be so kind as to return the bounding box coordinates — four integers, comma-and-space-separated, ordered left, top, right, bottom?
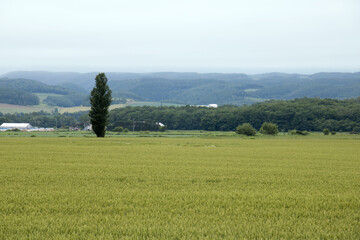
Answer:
0, 123, 33, 131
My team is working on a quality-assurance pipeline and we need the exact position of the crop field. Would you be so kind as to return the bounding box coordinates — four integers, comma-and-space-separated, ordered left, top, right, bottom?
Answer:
0, 135, 359, 239
0, 103, 55, 114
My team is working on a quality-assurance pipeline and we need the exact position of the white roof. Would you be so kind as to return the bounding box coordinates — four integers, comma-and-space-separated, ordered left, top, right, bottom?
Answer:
0, 123, 32, 128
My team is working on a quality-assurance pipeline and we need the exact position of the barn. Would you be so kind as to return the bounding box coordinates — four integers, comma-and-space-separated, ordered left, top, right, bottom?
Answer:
0, 123, 33, 131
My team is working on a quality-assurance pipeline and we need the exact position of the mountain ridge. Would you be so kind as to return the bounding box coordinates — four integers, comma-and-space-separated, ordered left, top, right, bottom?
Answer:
1, 71, 359, 107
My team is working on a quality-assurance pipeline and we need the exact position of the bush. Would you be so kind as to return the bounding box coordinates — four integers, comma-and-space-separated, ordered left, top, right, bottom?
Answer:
236, 123, 256, 136
323, 129, 330, 135
259, 122, 278, 135
6, 128, 21, 132
114, 126, 125, 132
159, 126, 167, 132
352, 127, 360, 134
290, 129, 310, 135
331, 131, 336, 135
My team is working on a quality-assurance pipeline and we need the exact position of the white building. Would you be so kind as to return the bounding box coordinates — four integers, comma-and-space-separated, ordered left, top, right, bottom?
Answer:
196, 104, 218, 108
208, 104, 218, 108
0, 123, 33, 131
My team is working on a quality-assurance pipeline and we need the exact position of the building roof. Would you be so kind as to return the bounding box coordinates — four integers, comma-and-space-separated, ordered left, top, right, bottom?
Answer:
0, 123, 32, 128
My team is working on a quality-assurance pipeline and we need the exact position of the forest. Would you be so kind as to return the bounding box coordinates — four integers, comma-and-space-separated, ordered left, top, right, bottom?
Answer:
1, 71, 360, 106
1, 98, 359, 132
0, 87, 39, 105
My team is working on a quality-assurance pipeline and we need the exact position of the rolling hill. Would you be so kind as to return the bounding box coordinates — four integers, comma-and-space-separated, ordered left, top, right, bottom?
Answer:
0, 71, 359, 111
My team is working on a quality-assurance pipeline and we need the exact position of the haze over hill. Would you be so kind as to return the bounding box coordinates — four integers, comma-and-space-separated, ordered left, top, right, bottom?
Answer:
0, 71, 360, 109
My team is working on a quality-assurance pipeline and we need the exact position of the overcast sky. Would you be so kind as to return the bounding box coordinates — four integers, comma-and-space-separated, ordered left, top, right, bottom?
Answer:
0, 0, 359, 74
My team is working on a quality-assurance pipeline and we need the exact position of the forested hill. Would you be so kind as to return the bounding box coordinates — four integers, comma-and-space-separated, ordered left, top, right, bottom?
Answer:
1, 71, 360, 106
0, 78, 70, 94
0, 78, 89, 107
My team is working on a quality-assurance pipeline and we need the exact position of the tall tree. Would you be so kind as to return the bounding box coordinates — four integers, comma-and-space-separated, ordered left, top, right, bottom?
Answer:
89, 73, 112, 137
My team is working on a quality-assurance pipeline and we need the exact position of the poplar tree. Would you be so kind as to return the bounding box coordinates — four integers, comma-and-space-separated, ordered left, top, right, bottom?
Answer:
89, 73, 112, 137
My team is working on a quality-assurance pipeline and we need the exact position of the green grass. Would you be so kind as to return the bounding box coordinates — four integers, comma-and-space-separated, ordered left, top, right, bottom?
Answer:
35, 93, 63, 103
0, 135, 359, 239
0, 103, 55, 114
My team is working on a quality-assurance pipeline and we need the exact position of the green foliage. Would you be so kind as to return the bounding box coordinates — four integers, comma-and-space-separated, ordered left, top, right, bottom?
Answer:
323, 129, 330, 135
108, 98, 360, 132
259, 122, 279, 135
89, 73, 112, 137
111, 97, 127, 104
43, 94, 89, 107
0, 78, 69, 94
236, 123, 256, 136
114, 126, 125, 132
44, 95, 75, 107
331, 131, 336, 135
352, 127, 360, 134
290, 129, 309, 135
6, 128, 21, 132
159, 126, 167, 132
0, 87, 39, 105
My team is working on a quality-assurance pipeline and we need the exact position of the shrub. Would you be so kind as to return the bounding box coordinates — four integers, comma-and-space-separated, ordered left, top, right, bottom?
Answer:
114, 126, 125, 132
259, 122, 278, 135
352, 127, 360, 134
331, 131, 336, 135
290, 130, 309, 135
159, 126, 167, 132
6, 128, 21, 132
323, 129, 330, 135
236, 123, 256, 136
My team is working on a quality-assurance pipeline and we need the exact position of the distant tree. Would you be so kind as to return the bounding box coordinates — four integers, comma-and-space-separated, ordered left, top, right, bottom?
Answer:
89, 73, 112, 137
236, 123, 256, 136
289, 129, 309, 135
114, 126, 124, 132
352, 127, 360, 134
159, 125, 167, 132
259, 122, 279, 135
323, 128, 330, 135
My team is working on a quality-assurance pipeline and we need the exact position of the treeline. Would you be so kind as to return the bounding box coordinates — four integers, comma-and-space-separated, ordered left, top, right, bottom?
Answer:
0, 78, 69, 94
108, 98, 360, 132
0, 88, 39, 105
44, 94, 90, 107
0, 111, 86, 129
0, 98, 359, 132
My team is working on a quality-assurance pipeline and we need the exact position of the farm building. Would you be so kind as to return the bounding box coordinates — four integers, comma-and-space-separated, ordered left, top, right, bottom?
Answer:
0, 123, 33, 131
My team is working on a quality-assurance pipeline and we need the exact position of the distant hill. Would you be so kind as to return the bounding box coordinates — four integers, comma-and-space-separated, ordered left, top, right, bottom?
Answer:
0, 78, 70, 94
1, 71, 360, 107
0, 78, 88, 107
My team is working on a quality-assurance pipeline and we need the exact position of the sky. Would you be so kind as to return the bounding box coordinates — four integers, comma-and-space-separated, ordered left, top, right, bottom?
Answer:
0, 0, 359, 74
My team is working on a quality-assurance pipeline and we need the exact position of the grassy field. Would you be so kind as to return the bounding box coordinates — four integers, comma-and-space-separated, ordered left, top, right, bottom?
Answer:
0, 103, 55, 114
0, 134, 359, 239
0, 99, 181, 114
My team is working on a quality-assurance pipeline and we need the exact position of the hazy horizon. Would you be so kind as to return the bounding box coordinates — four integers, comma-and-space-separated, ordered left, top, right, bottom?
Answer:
1, 0, 359, 75
1, 68, 360, 77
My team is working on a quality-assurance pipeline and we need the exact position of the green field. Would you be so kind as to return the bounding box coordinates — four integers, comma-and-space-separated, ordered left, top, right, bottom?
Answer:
0, 134, 359, 239
0, 99, 182, 114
